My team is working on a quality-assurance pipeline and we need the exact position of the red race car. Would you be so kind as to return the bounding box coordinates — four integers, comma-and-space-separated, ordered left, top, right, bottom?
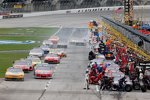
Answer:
44, 53, 60, 64
13, 60, 32, 72
49, 36, 59, 44
34, 67, 53, 79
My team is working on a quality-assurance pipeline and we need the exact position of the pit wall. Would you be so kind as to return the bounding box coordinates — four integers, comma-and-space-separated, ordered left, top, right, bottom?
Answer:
0, 5, 150, 19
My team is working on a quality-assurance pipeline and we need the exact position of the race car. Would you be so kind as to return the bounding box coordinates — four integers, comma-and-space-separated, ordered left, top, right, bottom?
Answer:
34, 63, 54, 70
42, 40, 54, 48
40, 45, 50, 54
49, 36, 59, 44
56, 49, 67, 58
20, 59, 33, 71
104, 51, 115, 60
13, 60, 32, 72
34, 67, 53, 79
49, 49, 67, 58
29, 48, 44, 57
5, 67, 24, 81
57, 42, 68, 48
27, 56, 42, 67
69, 39, 86, 46
44, 53, 60, 64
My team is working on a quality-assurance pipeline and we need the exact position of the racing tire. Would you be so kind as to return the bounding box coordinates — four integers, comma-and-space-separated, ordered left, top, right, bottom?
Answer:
133, 83, 140, 90
24, 70, 29, 73
100, 85, 105, 90
112, 85, 118, 91
34, 76, 37, 79
21, 78, 24, 81
147, 86, 150, 90
141, 85, 147, 92
57, 61, 60, 64
5, 78, 8, 81
125, 85, 132, 92
64, 55, 67, 57
106, 85, 112, 91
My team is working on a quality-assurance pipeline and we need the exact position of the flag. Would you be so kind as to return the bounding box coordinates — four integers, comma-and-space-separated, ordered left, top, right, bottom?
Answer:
115, 7, 123, 13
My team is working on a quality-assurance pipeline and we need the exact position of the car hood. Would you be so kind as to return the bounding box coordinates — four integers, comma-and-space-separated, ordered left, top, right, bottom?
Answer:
36, 70, 52, 74
5, 72, 24, 75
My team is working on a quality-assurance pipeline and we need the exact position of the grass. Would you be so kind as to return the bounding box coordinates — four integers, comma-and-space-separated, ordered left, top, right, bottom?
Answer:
0, 27, 58, 77
0, 44, 41, 51
0, 52, 29, 77
0, 27, 58, 51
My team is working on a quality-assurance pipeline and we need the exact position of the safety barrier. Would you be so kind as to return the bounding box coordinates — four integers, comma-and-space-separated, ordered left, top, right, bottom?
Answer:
101, 16, 150, 61
2, 14, 23, 19
0, 5, 150, 20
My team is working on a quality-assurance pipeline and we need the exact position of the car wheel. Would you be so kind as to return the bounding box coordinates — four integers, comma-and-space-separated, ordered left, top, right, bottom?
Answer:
112, 85, 118, 91
21, 78, 24, 81
57, 61, 60, 64
147, 86, 150, 90
50, 77, 53, 79
64, 55, 67, 57
125, 85, 132, 92
141, 85, 147, 92
5, 78, 8, 81
34, 76, 37, 79
133, 83, 140, 90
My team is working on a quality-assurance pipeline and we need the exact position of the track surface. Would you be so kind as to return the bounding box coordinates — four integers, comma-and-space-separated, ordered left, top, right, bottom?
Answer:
0, 9, 150, 28
0, 10, 150, 100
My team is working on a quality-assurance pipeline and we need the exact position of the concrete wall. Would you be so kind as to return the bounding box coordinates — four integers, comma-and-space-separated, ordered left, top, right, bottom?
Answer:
1, 0, 150, 13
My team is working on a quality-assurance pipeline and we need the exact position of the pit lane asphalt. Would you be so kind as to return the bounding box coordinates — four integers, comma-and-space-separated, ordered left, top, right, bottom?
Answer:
0, 10, 150, 100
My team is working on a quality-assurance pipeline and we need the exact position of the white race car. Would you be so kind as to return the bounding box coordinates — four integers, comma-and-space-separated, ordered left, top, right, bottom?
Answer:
29, 48, 44, 57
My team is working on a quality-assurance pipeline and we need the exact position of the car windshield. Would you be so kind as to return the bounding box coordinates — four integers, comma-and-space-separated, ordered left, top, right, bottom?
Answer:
47, 54, 58, 57
8, 68, 22, 72
36, 67, 50, 70
37, 63, 52, 68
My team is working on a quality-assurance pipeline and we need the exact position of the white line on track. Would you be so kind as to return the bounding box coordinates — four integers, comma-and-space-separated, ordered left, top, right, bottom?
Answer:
45, 81, 51, 90
52, 26, 63, 36
68, 28, 76, 42
96, 85, 100, 92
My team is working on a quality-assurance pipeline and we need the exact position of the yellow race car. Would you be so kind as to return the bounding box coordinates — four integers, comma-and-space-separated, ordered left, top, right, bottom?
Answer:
5, 67, 24, 81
